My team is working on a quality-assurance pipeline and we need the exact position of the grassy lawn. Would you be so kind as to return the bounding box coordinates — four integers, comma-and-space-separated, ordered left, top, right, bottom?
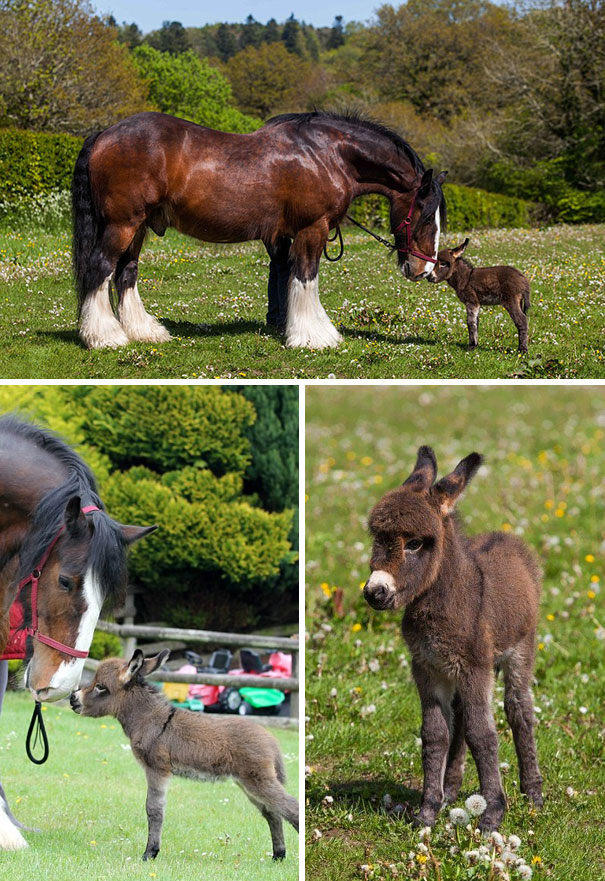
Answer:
305, 386, 605, 880
0, 223, 604, 378
0, 692, 299, 881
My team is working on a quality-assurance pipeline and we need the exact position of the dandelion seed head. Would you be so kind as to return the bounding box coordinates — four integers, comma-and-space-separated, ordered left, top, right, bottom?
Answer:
490, 831, 505, 848
449, 807, 470, 826
465, 794, 487, 816
508, 834, 522, 851
518, 866, 533, 879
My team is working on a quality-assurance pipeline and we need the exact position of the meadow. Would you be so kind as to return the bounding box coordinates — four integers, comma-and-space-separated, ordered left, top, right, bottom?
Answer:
0, 218, 604, 378
0, 692, 299, 881
305, 386, 605, 880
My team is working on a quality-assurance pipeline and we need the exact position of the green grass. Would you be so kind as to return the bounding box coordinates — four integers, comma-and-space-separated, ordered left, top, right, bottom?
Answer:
305, 386, 605, 880
0, 693, 299, 880
1, 223, 604, 378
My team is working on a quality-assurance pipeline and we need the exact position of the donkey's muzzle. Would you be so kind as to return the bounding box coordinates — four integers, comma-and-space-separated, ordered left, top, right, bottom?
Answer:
69, 691, 82, 713
363, 581, 395, 611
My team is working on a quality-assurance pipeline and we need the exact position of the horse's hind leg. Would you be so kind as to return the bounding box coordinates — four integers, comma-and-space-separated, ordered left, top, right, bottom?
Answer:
0, 664, 27, 850
286, 221, 341, 349
502, 638, 542, 806
116, 225, 171, 344
265, 236, 291, 329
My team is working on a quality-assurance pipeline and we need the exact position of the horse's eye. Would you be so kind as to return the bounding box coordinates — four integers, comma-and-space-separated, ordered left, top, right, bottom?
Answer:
405, 539, 423, 552
58, 575, 73, 591
94, 684, 108, 695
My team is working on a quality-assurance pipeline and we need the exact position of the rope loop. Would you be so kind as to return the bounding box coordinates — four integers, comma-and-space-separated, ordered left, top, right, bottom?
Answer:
26, 701, 49, 765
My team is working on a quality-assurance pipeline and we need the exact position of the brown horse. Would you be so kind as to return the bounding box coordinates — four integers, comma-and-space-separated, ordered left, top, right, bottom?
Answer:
0, 416, 155, 849
72, 111, 447, 350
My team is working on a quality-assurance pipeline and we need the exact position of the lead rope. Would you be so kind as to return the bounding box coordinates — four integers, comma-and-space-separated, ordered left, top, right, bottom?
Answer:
323, 216, 396, 264
26, 701, 49, 765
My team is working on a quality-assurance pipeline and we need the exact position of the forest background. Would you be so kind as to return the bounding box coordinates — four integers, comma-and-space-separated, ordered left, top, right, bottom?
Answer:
0, 0, 603, 227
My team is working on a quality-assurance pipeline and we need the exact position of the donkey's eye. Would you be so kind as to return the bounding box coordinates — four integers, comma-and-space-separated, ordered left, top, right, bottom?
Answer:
58, 575, 74, 591
405, 539, 424, 552
439, 261, 448, 268
94, 684, 109, 695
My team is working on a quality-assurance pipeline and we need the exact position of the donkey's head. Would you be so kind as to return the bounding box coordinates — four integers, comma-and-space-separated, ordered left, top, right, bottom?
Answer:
23, 497, 156, 702
428, 238, 469, 283
392, 170, 448, 281
70, 649, 170, 718
363, 446, 483, 611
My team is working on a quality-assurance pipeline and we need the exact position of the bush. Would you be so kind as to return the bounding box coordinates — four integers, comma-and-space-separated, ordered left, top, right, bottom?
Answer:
89, 630, 123, 660
0, 189, 71, 231
348, 183, 534, 233
0, 129, 82, 200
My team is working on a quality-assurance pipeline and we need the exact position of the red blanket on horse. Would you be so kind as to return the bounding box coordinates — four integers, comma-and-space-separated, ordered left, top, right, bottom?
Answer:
0, 601, 26, 661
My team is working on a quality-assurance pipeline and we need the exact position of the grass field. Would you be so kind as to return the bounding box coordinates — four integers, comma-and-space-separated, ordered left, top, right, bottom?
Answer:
0, 692, 299, 880
305, 386, 605, 880
0, 223, 604, 378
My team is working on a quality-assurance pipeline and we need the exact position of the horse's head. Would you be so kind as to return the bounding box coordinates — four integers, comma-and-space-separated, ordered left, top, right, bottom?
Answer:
392, 169, 447, 281
22, 496, 155, 702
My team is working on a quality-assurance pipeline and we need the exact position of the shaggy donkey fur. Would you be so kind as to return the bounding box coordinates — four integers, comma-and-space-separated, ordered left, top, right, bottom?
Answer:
363, 447, 542, 831
71, 651, 299, 861
428, 238, 530, 352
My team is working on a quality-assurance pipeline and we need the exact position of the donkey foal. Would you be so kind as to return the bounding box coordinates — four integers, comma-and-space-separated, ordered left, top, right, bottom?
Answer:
429, 238, 530, 352
71, 651, 298, 861
364, 447, 542, 830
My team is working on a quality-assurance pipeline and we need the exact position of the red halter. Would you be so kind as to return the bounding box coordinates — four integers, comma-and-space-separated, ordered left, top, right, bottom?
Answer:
394, 190, 438, 265
17, 505, 100, 659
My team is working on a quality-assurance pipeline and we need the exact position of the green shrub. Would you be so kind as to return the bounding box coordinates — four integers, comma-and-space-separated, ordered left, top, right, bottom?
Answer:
348, 184, 534, 233
89, 630, 123, 660
0, 189, 71, 231
0, 129, 82, 200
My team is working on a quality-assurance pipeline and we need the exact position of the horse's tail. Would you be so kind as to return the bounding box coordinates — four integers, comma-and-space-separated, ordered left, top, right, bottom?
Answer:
522, 280, 531, 314
71, 132, 102, 315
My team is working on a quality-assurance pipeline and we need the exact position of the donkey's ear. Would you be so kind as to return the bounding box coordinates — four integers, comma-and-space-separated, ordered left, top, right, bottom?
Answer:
121, 649, 145, 683
119, 524, 158, 545
451, 238, 469, 259
435, 171, 448, 185
403, 446, 437, 490
141, 650, 170, 677
64, 495, 87, 538
431, 452, 483, 515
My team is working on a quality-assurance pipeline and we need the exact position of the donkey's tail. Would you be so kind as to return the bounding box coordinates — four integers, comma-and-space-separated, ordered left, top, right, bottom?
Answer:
522, 281, 531, 314
71, 132, 102, 315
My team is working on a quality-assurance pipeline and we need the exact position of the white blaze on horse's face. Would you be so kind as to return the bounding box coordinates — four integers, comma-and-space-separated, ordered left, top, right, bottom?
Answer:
31, 568, 103, 702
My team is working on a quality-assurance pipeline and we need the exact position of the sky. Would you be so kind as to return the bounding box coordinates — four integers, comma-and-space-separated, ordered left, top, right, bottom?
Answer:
98, 0, 379, 32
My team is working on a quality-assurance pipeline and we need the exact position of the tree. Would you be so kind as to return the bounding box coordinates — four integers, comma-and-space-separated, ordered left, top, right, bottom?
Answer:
115, 20, 143, 49
264, 18, 281, 43
146, 20, 189, 54
131, 44, 260, 132
216, 22, 238, 61
326, 15, 345, 50
240, 14, 264, 49
226, 42, 311, 117
0, 0, 149, 134
282, 13, 305, 56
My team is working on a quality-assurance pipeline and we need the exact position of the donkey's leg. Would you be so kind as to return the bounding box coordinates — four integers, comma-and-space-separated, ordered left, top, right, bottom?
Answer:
142, 768, 170, 861
79, 223, 139, 349
443, 692, 467, 804
239, 774, 299, 833
413, 662, 454, 826
502, 640, 542, 806
116, 226, 171, 343
265, 237, 291, 329
238, 785, 287, 861
286, 221, 341, 349
505, 304, 528, 353
465, 303, 480, 349
459, 671, 506, 831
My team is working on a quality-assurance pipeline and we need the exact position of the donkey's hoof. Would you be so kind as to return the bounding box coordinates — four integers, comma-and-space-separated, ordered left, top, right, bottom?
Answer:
524, 788, 543, 808
273, 849, 286, 861
142, 848, 159, 861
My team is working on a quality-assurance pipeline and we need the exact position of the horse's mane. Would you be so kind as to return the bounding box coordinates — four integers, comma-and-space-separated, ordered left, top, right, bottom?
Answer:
265, 110, 425, 176
0, 416, 128, 605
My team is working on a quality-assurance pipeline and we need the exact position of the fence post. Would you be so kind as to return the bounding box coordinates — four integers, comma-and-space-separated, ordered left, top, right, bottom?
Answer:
290, 650, 299, 720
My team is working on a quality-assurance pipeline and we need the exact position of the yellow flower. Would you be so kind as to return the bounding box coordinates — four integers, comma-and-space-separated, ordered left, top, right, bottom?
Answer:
360, 456, 373, 466
591, 575, 600, 583
546, 613, 555, 621
359, 580, 366, 590
373, 475, 383, 484
585, 554, 595, 563
320, 582, 332, 597
544, 499, 554, 510
588, 590, 596, 600
416, 854, 428, 864
555, 509, 565, 518
538, 642, 545, 650
531, 856, 542, 865
352, 623, 362, 632
540, 514, 549, 523
346, 451, 356, 461
502, 523, 512, 532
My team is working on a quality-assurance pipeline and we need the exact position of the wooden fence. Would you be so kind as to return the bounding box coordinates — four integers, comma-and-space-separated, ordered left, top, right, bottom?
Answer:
90, 619, 299, 725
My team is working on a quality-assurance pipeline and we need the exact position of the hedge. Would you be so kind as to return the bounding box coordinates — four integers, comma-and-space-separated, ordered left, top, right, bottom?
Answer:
0, 129, 82, 200
349, 183, 534, 234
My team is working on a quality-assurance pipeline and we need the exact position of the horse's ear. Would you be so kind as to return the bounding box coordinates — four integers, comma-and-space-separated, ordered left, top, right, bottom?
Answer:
431, 452, 483, 515
451, 238, 469, 259
121, 649, 145, 683
141, 650, 170, 677
64, 495, 87, 538
120, 524, 158, 545
403, 446, 437, 491
418, 169, 433, 195
435, 171, 448, 185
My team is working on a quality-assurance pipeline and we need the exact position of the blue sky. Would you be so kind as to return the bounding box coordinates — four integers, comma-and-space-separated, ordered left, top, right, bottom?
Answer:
99, 0, 379, 32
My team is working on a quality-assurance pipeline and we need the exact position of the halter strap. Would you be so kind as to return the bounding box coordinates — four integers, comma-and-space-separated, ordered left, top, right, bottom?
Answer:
393, 190, 438, 265
18, 505, 100, 659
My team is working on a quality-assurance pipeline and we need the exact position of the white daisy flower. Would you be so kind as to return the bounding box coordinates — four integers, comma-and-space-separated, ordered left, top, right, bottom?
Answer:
465, 794, 487, 816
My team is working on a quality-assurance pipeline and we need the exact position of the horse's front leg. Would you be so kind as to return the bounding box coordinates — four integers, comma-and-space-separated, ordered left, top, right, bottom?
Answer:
286, 221, 342, 349
0, 661, 28, 850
